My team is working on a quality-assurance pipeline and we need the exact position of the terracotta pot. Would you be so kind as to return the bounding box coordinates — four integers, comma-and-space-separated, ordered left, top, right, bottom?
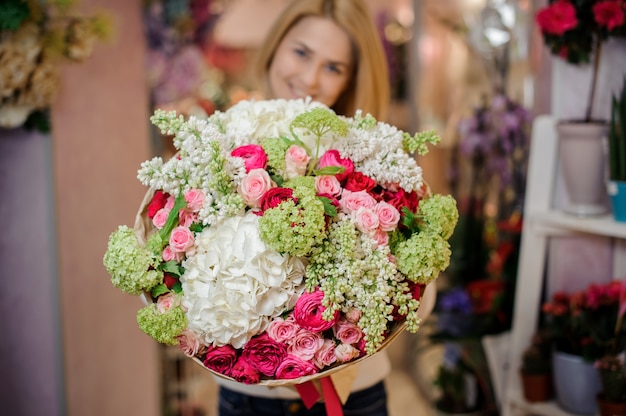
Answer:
520, 371, 553, 403
597, 394, 626, 416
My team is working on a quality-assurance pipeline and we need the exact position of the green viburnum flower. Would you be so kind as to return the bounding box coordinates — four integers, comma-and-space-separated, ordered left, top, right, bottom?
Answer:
352, 111, 378, 130
291, 107, 348, 141
283, 175, 316, 192
261, 137, 291, 174
394, 232, 451, 285
136, 303, 187, 345
103, 225, 163, 295
418, 194, 459, 240
403, 130, 440, 156
150, 109, 185, 136
258, 191, 326, 256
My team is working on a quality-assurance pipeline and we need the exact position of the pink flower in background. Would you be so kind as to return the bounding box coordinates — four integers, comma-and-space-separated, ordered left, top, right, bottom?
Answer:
333, 318, 363, 344
242, 333, 287, 377
318, 149, 354, 182
184, 189, 205, 212
315, 175, 342, 196
228, 356, 260, 384
239, 168, 275, 208
169, 226, 195, 253
153, 208, 170, 229
203, 345, 238, 374
294, 290, 339, 332
284, 145, 310, 179
314, 339, 337, 368
288, 329, 324, 360
267, 316, 298, 343
275, 355, 318, 379
231, 144, 268, 172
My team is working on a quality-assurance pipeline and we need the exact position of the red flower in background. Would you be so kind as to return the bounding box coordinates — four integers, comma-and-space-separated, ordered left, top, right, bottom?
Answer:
593, 0, 625, 30
536, 0, 579, 35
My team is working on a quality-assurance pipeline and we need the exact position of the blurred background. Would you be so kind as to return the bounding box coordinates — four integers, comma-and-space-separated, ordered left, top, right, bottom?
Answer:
1, 0, 625, 415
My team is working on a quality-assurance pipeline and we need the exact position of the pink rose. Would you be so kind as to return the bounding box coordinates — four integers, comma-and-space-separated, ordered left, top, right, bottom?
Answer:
352, 207, 379, 233
147, 190, 168, 219
169, 226, 195, 253
178, 210, 197, 227
203, 345, 238, 375
275, 355, 318, 379
344, 308, 362, 323
334, 343, 360, 363
288, 329, 324, 361
242, 333, 287, 377
267, 316, 298, 343
156, 293, 178, 313
162, 246, 183, 262
184, 189, 205, 212
340, 189, 377, 213
231, 144, 268, 172
152, 208, 170, 229
228, 356, 260, 384
315, 175, 342, 196
294, 290, 339, 332
165, 195, 176, 210
238, 168, 275, 208
344, 171, 376, 192
318, 149, 354, 182
370, 228, 390, 248
375, 201, 400, 231
284, 145, 310, 179
313, 339, 337, 369
260, 188, 296, 212
333, 318, 363, 344
177, 329, 207, 357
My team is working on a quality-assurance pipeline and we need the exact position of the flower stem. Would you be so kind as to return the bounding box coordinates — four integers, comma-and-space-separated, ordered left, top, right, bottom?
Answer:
585, 38, 602, 122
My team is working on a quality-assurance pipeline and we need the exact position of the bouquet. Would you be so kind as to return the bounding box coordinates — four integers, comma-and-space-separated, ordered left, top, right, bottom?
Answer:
103, 98, 458, 406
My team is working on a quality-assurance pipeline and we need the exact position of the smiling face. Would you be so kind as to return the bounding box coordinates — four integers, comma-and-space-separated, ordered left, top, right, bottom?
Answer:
267, 16, 354, 108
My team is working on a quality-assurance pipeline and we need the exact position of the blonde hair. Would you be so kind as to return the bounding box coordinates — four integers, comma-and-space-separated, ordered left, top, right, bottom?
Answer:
257, 0, 390, 120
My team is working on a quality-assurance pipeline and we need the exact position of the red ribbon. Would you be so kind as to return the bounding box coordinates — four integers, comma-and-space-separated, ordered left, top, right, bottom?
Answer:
295, 377, 344, 416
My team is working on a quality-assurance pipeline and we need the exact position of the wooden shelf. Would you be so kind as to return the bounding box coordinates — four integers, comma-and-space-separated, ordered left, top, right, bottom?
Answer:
507, 389, 598, 416
528, 210, 626, 239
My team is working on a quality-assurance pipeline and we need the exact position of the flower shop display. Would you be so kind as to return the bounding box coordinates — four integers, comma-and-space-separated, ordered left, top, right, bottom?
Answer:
542, 278, 626, 414
519, 330, 553, 403
596, 354, 626, 416
608, 75, 626, 221
535, 0, 626, 216
0, 0, 111, 131
103, 98, 458, 413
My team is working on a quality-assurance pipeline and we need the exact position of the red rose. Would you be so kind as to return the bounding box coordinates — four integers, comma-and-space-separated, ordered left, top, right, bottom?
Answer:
344, 171, 376, 192
382, 188, 419, 213
260, 187, 296, 212
231, 144, 268, 173
535, 1, 578, 35
163, 274, 179, 289
317, 149, 354, 182
593, 0, 625, 31
228, 356, 260, 384
242, 333, 287, 376
275, 354, 318, 379
203, 345, 238, 375
293, 290, 339, 332
147, 190, 168, 219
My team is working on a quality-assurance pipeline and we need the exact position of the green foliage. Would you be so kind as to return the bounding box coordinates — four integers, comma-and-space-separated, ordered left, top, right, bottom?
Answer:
609, 75, 626, 181
521, 331, 552, 375
0, 0, 30, 30
402, 130, 440, 156
290, 107, 348, 139
597, 354, 626, 403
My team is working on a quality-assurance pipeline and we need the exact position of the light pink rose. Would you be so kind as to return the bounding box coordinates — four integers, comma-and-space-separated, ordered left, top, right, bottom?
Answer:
162, 246, 183, 262
334, 343, 361, 362
340, 189, 377, 213
315, 175, 342, 196
153, 208, 170, 229
231, 144, 268, 172
178, 210, 197, 227
344, 308, 362, 323
184, 189, 205, 212
242, 333, 287, 377
333, 318, 363, 344
165, 195, 176, 210
284, 145, 310, 179
352, 207, 379, 233
238, 168, 275, 208
313, 339, 337, 369
318, 149, 354, 182
294, 290, 339, 332
177, 329, 207, 357
267, 316, 298, 343
370, 228, 390, 247
156, 293, 177, 313
169, 226, 195, 253
288, 329, 324, 361
375, 201, 400, 231
275, 355, 318, 379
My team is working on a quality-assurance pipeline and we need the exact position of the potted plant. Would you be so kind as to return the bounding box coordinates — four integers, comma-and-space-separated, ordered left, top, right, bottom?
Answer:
535, 0, 626, 216
433, 342, 481, 415
519, 330, 553, 403
596, 354, 626, 416
608, 75, 626, 222
542, 279, 626, 414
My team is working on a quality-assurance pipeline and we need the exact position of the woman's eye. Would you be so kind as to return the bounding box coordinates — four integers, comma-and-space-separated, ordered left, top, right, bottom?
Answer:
294, 48, 307, 58
325, 64, 342, 74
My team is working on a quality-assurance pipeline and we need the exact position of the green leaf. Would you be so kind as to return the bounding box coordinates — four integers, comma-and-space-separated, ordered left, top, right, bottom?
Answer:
189, 223, 204, 233
151, 284, 169, 298
318, 196, 338, 217
171, 281, 183, 293
161, 261, 183, 277
313, 166, 345, 176
159, 192, 187, 240
270, 174, 285, 187
0, 0, 30, 31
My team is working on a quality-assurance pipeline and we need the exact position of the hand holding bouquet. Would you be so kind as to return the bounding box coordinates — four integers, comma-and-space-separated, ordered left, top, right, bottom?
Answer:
103, 98, 458, 389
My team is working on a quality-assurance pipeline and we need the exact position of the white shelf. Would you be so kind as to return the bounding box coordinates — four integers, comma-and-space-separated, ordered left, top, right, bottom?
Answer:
528, 210, 626, 239
507, 388, 598, 416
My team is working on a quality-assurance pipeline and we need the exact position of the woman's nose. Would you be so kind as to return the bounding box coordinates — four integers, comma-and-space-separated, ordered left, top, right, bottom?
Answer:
300, 64, 320, 89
